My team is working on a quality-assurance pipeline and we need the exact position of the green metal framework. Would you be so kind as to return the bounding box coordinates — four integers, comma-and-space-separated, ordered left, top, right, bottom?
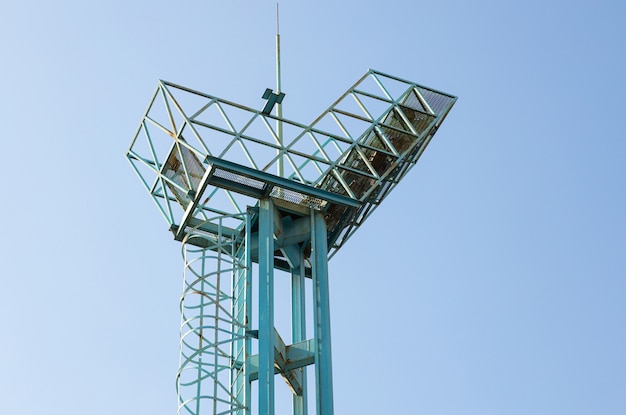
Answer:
126, 69, 456, 415
127, 69, 456, 259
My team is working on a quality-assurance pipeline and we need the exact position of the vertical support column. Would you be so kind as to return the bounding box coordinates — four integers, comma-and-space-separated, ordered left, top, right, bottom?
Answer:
292, 247, 308, 415
258, 198, 275, 415
311, 210, 334, 415
244, 210, 254, 415
233, 240, 246, 415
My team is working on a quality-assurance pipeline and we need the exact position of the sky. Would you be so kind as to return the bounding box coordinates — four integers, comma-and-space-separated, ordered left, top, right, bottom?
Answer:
1, 1, 625, 414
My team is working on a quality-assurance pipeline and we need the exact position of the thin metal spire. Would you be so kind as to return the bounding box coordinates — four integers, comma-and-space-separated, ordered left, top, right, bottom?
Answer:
276, 2, 284, 178
276, 2, 280, 36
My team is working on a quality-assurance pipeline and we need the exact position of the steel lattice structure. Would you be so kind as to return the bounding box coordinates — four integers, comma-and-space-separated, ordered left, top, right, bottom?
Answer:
127, 69, 456, 415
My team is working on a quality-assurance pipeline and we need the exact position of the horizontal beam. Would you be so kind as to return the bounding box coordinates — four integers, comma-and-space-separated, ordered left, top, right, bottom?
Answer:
205, 156, 360, 209
170, 217, 242, 245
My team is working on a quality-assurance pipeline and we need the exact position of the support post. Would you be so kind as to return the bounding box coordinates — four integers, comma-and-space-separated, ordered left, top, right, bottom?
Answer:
258, 198, 275, 415
292, 246, 308, 415
234, 230, 247, 415
244, 210, 253, 415
311, 210, 334, 415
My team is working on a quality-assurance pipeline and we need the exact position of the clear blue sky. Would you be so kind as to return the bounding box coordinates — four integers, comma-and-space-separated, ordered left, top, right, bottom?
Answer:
1, 1, 625, 414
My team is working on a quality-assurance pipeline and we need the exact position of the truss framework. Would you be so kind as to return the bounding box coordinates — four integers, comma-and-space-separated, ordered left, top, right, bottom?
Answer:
126, 69, 456, 259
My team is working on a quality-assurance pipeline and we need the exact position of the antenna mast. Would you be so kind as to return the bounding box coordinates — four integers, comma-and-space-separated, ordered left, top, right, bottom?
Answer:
276, 2, 284, 178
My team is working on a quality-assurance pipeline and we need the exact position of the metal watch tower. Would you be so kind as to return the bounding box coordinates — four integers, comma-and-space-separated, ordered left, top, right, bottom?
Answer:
126, 67, 456, 414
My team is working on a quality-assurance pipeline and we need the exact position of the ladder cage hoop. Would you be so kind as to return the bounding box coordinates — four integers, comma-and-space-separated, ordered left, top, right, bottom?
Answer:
177, 214, 249, 415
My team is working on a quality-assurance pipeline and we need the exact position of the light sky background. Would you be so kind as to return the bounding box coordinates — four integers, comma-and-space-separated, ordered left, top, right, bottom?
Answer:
1, 1, 625, 414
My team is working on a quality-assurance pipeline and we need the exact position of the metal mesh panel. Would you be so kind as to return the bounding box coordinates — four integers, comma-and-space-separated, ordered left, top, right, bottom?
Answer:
415, 87, 456, 115
401, 90, 427, 112
163, 145, 206, 208
213, 168, 266, 190
396, 106, 436, 136
269, 187, 327, 210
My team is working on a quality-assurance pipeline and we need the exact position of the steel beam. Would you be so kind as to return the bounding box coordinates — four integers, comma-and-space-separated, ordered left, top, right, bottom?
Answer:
311, 210, 334, 415
258, 198, 275, 415
205, 156, 360, 209
244, 210, 253, 415
292, 246, 308, 415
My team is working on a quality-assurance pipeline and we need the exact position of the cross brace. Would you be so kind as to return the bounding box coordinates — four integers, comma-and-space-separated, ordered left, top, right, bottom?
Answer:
247, 328, 315, 396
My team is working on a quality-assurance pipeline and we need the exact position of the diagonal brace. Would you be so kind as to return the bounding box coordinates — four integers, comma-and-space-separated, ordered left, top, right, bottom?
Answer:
247, 329, 315, 396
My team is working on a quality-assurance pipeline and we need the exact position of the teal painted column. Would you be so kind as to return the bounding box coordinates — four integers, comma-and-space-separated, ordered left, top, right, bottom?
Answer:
244, 210, 253, 415
292, 246, 308, 415
311, 210, 334, 415
234, 247, 247, 415
258, 198, 275, 415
